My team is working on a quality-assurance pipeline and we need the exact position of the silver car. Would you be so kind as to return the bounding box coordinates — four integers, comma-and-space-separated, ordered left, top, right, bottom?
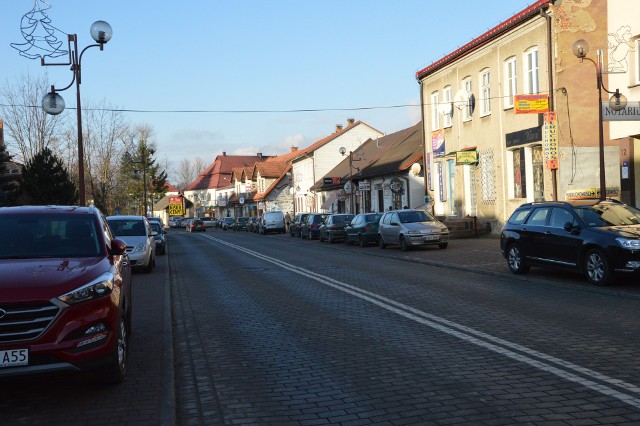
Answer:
107, 215, 157, 272
377, 209, 449, 251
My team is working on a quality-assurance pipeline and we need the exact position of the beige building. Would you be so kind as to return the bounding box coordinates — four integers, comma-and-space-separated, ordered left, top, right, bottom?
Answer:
417, 0, 640, 233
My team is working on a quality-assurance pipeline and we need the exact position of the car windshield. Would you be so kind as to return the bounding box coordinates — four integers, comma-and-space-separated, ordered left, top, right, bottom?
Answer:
398, 210, 434, 223
151, 223, 162, 233
364, 213, 382, 222
575, 203, 640, 227
108, 219, 147, 236
0, 213, 102, 259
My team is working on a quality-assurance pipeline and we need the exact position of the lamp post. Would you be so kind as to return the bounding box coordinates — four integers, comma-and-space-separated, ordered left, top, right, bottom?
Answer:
572, 39, 627, 201
339, 147, 363, 214
41, 21, 113, 206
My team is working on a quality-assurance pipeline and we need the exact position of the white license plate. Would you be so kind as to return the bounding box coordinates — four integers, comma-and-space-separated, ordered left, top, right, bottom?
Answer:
0, 349, 29, 368
424, 235, 439, 241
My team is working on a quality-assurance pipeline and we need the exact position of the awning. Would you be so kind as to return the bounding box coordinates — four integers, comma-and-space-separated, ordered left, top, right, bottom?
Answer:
321, 192, 338, 210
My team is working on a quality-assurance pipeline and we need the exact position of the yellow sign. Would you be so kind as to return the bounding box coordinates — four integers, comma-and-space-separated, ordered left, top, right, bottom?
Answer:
515, 94, 549, 114
566, 187, 620, 200
169, 196, 184, 216
455, 150, 478, 165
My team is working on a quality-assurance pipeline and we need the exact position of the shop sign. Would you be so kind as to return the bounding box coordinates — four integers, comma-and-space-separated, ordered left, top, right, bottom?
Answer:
455, 150, 478, 165
566, 187, 619, 200
323, 177, 341, 184
389, 177, 403, 194
514, 94, 549, 114
358, 181, 370, 191
432, 129, 445, 156
603, 102, 640, 121
168, 196, 184, 216
543, 112, 558, 170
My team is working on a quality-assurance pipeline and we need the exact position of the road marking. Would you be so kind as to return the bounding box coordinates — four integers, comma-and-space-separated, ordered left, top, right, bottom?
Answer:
203, 235, 640, 409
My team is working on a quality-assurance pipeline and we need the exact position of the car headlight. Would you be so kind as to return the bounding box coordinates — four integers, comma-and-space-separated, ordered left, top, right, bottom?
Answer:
408, 230, 423, 235
616, 238, 640, 249
134, 242, 146, 252
58, 272, 114, 304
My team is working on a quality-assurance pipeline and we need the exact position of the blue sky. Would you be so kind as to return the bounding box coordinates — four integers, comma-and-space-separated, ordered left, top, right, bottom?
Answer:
2, 0, 536, 173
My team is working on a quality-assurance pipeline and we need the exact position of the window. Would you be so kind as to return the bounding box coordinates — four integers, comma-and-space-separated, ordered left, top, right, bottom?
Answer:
480, 69, 491, 116
462, 77, 472, 121
430, 91, 440, 131
512, 148, 526, 198
527, 207, 550, 226
442, 86, 452, 128
549, 208, 575, 228
504, 57, 517, 108
525, 47, 539, 94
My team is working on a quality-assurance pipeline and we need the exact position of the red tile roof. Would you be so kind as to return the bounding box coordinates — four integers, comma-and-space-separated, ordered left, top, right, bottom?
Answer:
184, 154, 269, 191
416, 0, 552, 79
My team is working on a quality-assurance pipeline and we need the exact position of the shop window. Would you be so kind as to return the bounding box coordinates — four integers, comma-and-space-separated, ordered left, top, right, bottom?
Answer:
513, 148, 527, 198
532, 145, 544, 202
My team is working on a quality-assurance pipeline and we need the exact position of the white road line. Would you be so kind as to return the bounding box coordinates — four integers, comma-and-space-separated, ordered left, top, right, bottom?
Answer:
204, 235, 640, 409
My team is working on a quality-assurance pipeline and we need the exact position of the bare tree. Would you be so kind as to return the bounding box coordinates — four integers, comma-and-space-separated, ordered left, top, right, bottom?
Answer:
174, 156, 208, 191
0, 72, 64, 163
81, 99, 128, 214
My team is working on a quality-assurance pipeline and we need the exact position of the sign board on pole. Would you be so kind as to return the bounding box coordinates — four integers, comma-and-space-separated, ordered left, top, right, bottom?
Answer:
542, 112, 558, 170
169, 196, 184, 216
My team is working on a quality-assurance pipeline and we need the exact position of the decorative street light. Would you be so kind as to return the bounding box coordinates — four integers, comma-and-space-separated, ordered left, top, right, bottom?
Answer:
572, 39, 627, 201
40, 21, 113, 206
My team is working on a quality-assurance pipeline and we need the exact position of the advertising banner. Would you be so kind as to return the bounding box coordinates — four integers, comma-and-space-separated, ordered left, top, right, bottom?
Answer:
515, 94, 549, 114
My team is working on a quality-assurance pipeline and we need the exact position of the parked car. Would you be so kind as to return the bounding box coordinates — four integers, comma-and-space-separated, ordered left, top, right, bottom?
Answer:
345, 213, 383, 247
169, 216, 182, 228
259, 211, 286, 234
199, 216, 216, 228
150, 221, 166, 255
290, 213, 309, 237
187, 218, 206, 232
246, 216, 259, 232
147, 216, 164, 229
222, 217, 236, 230
500, 199, 640, 286
378, 209, 449, 251
319, 214, 355, 243
0, 205, 133, 383
300, 213, 329, 240
107, 215, 157, 272
232, 216, 249, 231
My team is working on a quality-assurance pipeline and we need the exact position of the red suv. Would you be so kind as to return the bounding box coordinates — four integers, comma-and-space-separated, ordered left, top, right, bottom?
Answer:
0, 205, 132, 383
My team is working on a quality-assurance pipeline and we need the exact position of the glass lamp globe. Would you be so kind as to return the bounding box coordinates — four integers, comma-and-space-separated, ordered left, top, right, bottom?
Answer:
572, 39, 590, 59
609, 92, 628, 111
42, 92, 65, 115
90, 21, 113, 44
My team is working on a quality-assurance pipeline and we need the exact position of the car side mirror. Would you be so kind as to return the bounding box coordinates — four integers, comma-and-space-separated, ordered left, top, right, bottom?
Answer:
110, 238, 127, 255
563, 221, 580, 234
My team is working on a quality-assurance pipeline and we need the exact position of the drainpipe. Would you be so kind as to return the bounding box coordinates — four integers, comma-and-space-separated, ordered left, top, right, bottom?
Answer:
540, 6, 558, 201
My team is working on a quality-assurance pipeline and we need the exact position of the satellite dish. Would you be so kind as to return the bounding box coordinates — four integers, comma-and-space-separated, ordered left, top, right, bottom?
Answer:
454, 90, 468, 110
410, 163, 421, 176
438, 102, 453, 116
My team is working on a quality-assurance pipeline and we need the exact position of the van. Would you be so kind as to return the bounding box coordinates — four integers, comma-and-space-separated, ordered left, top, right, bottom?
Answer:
259, 211, 286, 234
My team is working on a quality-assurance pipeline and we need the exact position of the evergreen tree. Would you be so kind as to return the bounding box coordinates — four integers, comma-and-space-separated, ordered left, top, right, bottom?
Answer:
0, 141, 21, 206
21, 147, 78, 205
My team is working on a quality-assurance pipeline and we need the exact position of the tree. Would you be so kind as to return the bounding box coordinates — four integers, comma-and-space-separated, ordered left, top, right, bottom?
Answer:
0, 73, 65, 164
21, 147, 78, 205
0, 139, 22, 206
175, 156, 207, 191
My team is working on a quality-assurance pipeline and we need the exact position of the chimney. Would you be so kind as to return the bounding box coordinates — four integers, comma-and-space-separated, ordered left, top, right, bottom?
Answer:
290, 146, 298, 152
347, 118, 355, 126
335, 124, 343, 132
257, 152, 262, 158
222, 151, 226, 156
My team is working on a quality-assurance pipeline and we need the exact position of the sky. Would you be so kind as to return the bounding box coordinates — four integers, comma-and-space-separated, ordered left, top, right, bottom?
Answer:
1, 0, 537, 179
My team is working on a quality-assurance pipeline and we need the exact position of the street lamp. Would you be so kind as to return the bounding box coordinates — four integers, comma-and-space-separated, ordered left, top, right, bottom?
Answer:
572, 39, 627, 201
340, 147, 363, 214
41, 21, 113, 206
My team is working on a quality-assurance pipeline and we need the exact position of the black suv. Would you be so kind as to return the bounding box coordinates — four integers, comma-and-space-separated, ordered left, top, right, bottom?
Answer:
500, 199, 640, 286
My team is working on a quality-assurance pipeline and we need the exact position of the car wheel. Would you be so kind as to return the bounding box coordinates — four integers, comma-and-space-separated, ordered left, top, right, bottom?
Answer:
507, 243, 529, 274
359, 235, 366, 248
438, 242, 448, 249
400, 236, 410, 251
584, 248, 614, 286
378, 235, 386, 249
94, 312, 128, 384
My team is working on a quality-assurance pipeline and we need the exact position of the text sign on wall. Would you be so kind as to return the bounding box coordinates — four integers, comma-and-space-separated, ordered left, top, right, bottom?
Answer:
602, 102, 640, 121
543, 112, 558, 170
515, 94, 549, 114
